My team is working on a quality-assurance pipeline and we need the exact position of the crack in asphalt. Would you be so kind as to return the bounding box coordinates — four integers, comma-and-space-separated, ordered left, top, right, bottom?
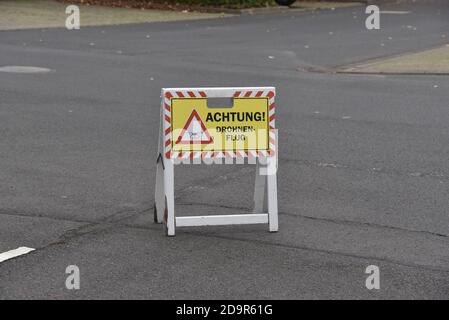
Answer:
281, 157, 449, 182
1, 162, 447, 275
47, 207, 148, 246
175, 201, 449, 239
0, 209, 92, 224
0, 166, 249, 230
179, 230, 449, 274
2, 200, 449, 276
113, 221, 449, 274
279, 211, 449, 239
0, 167, 249, 252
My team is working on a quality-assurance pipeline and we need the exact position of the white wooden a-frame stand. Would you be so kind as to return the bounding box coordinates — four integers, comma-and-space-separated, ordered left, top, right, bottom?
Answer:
154, 87, 278, 236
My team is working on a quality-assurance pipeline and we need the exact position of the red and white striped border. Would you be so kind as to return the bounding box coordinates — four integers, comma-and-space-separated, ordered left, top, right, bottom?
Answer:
162, 88, 276, 159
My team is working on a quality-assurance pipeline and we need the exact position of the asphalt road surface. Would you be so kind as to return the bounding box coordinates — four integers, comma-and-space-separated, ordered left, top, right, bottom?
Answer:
1, 0, 448, 299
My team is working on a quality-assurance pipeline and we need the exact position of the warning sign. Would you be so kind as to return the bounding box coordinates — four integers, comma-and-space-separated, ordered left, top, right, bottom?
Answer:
156, 87, 278, 236
171, 97, 269, 153
175, 110, 213, 145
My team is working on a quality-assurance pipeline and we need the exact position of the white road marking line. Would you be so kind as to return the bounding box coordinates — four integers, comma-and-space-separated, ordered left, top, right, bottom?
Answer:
0, 247, 35, 263
380, 11, 411, 15
0, 66, 51, 74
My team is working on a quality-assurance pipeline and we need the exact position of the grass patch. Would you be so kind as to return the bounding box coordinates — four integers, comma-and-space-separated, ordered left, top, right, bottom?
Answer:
0, 0, 230, 30
161, 0, 277, 9
342, 45, 449, 74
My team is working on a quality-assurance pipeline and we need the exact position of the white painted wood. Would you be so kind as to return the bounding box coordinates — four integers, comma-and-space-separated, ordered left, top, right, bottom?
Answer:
253, 162, 267, 214
267, 157, 279, 232
154, 103, 165, 224
154, 160, 164, 224
163, 87, 275, 98
176, 214, 268, 227
0, 247, 35, 263
164, 159, 175, 236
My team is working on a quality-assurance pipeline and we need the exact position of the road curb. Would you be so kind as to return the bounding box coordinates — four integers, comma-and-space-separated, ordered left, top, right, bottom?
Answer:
331, 43, 449, 75
185, 2, 365, 15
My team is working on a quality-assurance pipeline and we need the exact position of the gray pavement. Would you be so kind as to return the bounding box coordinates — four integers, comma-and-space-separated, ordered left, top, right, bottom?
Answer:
0, 0, 448, 299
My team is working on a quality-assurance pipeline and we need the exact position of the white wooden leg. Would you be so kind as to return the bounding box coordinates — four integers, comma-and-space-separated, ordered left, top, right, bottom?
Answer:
164, 159, 175, 236
155, 101, 165, 224
267, 158, 278, 232
253, 162, 267, 214
154, 154, 165, 223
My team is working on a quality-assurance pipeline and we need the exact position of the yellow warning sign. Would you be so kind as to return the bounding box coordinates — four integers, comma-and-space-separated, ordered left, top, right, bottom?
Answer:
171, 98, 269, 152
